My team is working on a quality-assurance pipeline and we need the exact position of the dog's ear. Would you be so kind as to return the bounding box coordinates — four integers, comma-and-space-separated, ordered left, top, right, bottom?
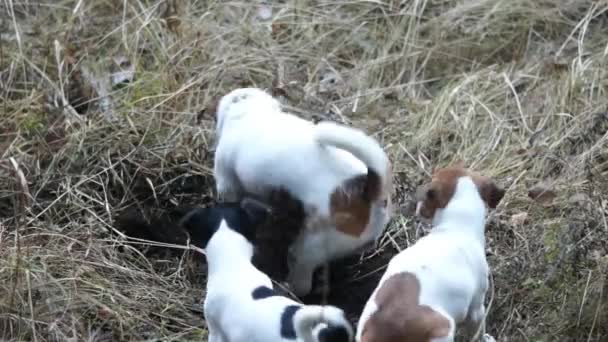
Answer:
415, 182, 441, 219
178, 208, 216, 247
179, 208, 204, 232
476, 178, 505, 209
240, 198, 272, 226
416, 183, 438, 203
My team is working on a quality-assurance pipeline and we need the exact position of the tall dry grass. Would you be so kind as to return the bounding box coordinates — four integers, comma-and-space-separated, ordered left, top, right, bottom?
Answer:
1, 0, 607, 340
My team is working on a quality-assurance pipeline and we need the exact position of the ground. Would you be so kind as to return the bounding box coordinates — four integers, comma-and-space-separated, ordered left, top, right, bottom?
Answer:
1, 0, 607, 341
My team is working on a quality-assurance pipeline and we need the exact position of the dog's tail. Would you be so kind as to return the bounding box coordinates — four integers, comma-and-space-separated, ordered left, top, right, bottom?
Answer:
294, 305, 353, 342
314, 121, 389, 199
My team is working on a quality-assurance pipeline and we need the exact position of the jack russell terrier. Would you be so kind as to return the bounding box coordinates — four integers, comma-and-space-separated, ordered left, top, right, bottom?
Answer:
355, 165, 505, 342
212, 87, 393, 296
181, 199, 354, 342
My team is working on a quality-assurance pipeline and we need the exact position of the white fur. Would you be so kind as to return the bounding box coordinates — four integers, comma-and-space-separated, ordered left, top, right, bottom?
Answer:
213, 87, 391, 296
356, 177, 496, 342
204, 220, 353, 342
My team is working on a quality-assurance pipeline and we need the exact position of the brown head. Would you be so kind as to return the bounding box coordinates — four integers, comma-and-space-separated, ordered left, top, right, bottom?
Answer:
360, 272, 452, 342
415, 165, 505, 222
329, 161, 393, 237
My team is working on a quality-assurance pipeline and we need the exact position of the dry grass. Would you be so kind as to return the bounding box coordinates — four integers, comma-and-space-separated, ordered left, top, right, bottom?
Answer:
1, 0, 607, 341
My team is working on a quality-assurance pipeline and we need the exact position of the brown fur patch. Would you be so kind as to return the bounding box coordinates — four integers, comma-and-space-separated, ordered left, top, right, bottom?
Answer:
360, 272, 451, 342
416, 165, 505, 220
330, 166, 391, 237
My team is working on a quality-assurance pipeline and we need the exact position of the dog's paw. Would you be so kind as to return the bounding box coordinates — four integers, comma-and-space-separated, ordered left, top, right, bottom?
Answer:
481, 333, 496, 342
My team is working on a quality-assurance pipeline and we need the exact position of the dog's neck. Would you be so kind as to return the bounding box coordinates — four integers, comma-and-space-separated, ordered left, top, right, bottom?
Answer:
431, 177, 488, 243
205, 222, 255, 277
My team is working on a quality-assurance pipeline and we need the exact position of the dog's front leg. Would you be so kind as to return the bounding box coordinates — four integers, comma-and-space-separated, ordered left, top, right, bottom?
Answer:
466, 293, 495, 342
213, 159, 243, 201
207, 330, 222, 342
206, 319, 225, 342
286, 259, 316, 297
286, 235, 331, 297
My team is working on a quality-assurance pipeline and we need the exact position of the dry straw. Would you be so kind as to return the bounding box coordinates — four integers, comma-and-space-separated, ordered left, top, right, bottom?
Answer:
1, 0, 607, 340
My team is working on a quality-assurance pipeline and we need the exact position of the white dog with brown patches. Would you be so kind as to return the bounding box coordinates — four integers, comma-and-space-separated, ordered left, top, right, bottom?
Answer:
213, 87, 392, 296
355, 165, 505, 342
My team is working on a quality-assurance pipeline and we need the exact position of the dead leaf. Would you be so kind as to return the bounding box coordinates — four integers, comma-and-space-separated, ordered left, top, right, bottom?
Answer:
528, 182, 557, 205
160, 0, 181, 35
96, 306, 114, 320
568, 193, 589, 204
543, 59, 569, 73
271, 22, 289, 41
510, 212, 528, 226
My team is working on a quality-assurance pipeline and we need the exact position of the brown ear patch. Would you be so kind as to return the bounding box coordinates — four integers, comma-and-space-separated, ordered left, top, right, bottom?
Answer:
360, 272, 451, 342
417, 166, 505, 219
471, 174, 506, 209
416, 167, 467, 220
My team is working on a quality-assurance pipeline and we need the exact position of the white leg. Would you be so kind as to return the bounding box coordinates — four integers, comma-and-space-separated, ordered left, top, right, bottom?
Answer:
208, 331, 222, 342
467, 268, 493, 341
466, 300, 493, 342
206, 320, 224, 342
286, 233, 335, 297
287, 259, 317, 297
213, 157, 243, 201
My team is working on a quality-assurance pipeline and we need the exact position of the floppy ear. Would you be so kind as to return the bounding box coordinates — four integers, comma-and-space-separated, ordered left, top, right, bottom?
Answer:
179, 208, 205, 232
415, 183, 435, 203
240, 198, 272, 226
478, 180, 505, 209
415, 182, 442, 219
178, 208, 215, 247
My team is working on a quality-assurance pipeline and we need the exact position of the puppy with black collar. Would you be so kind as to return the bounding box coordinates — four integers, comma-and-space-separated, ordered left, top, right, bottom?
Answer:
181, 199, 353, 342
212, 87, 393, 296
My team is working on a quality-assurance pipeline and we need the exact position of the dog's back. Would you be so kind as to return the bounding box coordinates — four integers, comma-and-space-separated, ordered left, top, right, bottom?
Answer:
391, 231, 485, 314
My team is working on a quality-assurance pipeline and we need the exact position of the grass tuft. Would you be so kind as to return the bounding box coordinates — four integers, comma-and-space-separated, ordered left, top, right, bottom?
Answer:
1, 0, 607, 340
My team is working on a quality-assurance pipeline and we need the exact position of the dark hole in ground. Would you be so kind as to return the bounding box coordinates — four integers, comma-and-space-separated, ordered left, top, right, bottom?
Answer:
299, 236, 403, 325
112, 170, 407, 326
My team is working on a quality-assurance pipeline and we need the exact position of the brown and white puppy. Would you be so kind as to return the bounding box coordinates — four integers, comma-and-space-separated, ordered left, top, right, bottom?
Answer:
356, 165, 505, 342
213, 87, 393, 296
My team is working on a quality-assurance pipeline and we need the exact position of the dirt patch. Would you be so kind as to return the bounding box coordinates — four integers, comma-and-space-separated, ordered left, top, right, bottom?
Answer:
302, 238, 403, 325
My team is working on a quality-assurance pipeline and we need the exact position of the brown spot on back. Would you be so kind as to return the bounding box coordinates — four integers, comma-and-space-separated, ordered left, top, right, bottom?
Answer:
360, 272, 451, 342
416, 165, 505, 220
330, 169, 384, 236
